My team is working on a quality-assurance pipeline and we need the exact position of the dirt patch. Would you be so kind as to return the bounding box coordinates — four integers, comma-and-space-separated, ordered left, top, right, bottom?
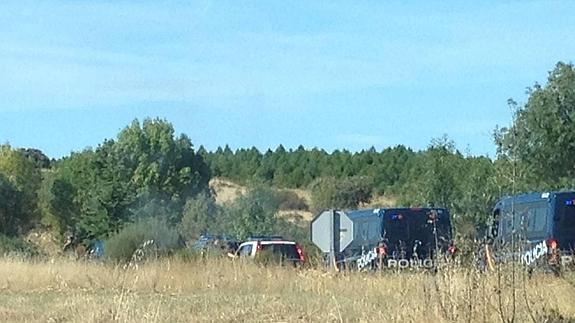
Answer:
277, 210, 314, 223
364, 194, 398, 208
209, 178, 246, 205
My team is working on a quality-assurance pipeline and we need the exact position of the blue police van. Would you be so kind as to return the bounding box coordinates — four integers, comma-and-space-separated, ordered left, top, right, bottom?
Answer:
382, 208, 454, 261
486, 191, 575, 269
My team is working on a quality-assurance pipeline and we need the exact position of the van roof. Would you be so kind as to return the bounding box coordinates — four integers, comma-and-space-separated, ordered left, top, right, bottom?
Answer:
496, 191, 575, 206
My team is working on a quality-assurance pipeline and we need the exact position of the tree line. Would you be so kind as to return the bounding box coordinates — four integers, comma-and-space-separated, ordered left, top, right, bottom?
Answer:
0, 62, 573, 259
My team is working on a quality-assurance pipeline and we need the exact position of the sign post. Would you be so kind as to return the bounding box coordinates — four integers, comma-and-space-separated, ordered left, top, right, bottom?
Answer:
328, 210, 340, 269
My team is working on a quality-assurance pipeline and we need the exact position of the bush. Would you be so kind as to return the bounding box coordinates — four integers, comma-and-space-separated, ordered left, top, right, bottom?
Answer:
180, 192, 219, 240
276, 190, 308, 211
0, 234, 38, 257
309, 176, 373, 212
104, 217, 183, 262
222, 185, 279, 240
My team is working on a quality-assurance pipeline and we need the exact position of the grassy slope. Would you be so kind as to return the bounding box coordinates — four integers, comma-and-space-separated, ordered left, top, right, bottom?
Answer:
1, 258, 574, 322
209, 178, 398, 223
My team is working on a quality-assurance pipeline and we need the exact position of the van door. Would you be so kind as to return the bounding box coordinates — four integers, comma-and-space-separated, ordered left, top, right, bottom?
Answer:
383, 211, 410, 259
552, 194, 575, 250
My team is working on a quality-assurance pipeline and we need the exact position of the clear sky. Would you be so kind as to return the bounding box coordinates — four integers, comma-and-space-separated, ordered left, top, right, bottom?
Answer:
1, 1, 574, 159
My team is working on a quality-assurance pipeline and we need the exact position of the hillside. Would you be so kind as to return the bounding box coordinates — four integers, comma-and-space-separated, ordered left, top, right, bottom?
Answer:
210, 178, 314, 222
209, 178, 397, 223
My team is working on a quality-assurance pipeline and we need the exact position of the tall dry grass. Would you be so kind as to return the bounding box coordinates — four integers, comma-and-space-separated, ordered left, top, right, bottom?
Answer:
0, 257, 574, 322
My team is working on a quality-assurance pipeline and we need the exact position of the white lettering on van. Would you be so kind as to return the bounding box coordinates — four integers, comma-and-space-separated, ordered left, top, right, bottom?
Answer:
387, 258, 434, 269
521, 241, 548, 266
357, 249, 378, 270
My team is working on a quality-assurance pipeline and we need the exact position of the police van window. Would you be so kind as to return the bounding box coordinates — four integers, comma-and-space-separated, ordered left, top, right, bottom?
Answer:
525, 206, 547, 238
525, 210, 532, 230
533, 207, 547, 231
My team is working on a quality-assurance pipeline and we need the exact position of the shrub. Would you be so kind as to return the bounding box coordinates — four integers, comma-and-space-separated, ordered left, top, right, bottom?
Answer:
0, 234, 39, 257
309, 176, 373, 212
276, 190, 308, 211
104, 217, 183, 262
222, 185, 279, 240
180, 192, 219, 240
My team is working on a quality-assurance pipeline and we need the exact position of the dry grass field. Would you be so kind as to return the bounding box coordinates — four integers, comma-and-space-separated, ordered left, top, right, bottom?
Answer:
1, 257, 575, 322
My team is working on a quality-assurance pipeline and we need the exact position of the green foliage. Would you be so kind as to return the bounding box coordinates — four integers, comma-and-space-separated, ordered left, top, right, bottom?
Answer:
309, 176, 373, 212
180, 192, 219, 240
0, 174, 22, 236
19, 148, 51, 169
0, 234, 39, 256
223, 186, 279, 240
104, 216, 182, 262
276, 190, 308, 211
273, 217, 307, 242
203, 145, 416, 192
114, 119, 210, 199
38, 171, 78, 236
46, 118, 211, 242
397, 136, 500, 233
399, 136, 462, 208
496, 62, 575, 188
455, 156, 498, 232
0, 145, 42, 235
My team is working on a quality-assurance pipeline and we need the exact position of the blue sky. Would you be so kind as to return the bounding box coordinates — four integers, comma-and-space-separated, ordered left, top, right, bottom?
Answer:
1, 1, 574, 159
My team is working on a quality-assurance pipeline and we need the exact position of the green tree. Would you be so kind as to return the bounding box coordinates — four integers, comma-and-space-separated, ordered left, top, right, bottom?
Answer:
19, 148, 51, 169
44, 150, 101, 239
224, 186, 279, 240
0, 145, 42, 234
400, 136, 462, 210
38, 172, 79, 236
180, 192, 219, 240
114, 119, 210, 201
0, 174, 22, 235
46, 119, 211, 241
496, 62, 575, 189
454, 156, 498, 238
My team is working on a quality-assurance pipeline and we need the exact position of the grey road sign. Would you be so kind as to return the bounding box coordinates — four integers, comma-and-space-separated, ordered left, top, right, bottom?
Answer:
311, 210, 355, 253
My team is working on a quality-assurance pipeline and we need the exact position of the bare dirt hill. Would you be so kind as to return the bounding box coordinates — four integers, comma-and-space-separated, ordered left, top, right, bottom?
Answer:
209, 178, 397, 222
210, 178, 314, 221
209, 178, 246, 205
364, 194, 398, 208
